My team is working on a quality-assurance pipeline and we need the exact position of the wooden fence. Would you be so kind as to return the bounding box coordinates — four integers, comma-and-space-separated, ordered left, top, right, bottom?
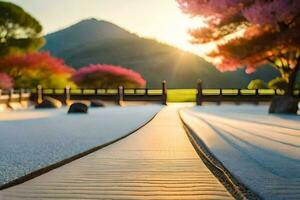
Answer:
2, 79, 300, 107
196, 80, 300, 105
0, 89, 31, 106
31, 81, 168, 105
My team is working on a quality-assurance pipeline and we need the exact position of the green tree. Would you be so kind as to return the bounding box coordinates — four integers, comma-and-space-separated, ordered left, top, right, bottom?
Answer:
0, 1, 44, 56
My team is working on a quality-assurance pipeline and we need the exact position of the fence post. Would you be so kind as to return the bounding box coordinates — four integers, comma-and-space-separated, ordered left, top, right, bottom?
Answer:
6, 89, 13, 108
37, 85, 43, 104
236, 89, 241, 105
255, 89, 259, 105
8, 88, 14, 103
162, 80, 167, 105
64, 86, 71, 105
118, 86, 124, 106
217, 89, 222, 105
196, 80, 203, 106
19, 88, 24, 103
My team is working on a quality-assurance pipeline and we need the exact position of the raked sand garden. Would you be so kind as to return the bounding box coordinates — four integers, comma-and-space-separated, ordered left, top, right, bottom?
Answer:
0, 104, 300, 199
1, 105, 234, 200
0, 105, 162, 185
180, 105, 300, 200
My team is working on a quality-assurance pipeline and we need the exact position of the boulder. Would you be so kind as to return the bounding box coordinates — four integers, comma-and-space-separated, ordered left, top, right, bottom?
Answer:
269, 96, 299, 114
90, 100, 105, 108
68, 102, 88, 114
35, 97, 62, 109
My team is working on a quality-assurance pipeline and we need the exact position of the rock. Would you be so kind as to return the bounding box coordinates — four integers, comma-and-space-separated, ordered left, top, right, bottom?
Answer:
269, 96, 299, 114
35, 97, 62, 109
90, 100, 105, 108
68, 102, 88, 114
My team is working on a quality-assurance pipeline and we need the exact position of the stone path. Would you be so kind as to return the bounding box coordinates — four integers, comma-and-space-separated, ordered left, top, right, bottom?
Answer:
0, 105, 233, 200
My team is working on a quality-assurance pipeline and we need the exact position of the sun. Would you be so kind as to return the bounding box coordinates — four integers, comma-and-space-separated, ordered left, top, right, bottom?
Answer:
159, 7, 215, 56
162, 18, 199, 49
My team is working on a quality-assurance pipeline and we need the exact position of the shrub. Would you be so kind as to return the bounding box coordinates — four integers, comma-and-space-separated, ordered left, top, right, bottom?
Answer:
0, 73, 13, 89
0, 52, 75, 88
72, 64, 146, 88
268, 78, 289, 90
248, 79, 268, 90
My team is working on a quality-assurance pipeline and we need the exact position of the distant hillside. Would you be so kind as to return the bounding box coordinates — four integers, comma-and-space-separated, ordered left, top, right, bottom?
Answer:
43, 18, 279, 88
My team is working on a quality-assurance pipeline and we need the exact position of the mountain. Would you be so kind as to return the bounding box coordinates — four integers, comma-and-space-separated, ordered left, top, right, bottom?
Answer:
44, 18, 136, 56
43, 18, 279, 88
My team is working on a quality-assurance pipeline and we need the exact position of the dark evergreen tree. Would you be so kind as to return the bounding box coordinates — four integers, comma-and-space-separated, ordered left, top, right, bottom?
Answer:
0, 1, 44, 56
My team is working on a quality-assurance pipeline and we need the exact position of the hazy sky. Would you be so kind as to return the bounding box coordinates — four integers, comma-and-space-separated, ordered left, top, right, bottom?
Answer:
8, 0, 209, 54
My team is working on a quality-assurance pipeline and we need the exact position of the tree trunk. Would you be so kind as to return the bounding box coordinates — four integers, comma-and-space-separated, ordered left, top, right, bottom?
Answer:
286, 57, 300, 96
287, 69, 296, 95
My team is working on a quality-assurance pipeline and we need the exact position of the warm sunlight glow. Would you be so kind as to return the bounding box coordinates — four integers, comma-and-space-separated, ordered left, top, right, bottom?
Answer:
10, 0, 215, 57
161, 16, 205, 51
149, 4, 214, 56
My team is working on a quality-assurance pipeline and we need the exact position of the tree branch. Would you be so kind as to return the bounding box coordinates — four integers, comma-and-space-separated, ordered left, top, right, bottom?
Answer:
267, 58, 281, 69
288, 12, 300, 26
279, 57, 285, 68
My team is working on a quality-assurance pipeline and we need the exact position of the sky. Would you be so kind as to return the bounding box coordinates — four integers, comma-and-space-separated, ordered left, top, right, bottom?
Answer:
8, 0, 211, 55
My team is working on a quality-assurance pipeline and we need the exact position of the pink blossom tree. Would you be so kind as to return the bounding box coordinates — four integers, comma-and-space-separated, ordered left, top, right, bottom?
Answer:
177, 0, 300, 95
0, 73, 13, 89
0, 52, 75, 88
72, 64, 146, 88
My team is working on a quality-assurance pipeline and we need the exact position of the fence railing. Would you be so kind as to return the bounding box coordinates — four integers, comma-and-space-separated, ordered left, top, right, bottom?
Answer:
196, 80, 300, 105
31, 81, 168, 105
0, 89, 31, 106
2, 80, 300, 107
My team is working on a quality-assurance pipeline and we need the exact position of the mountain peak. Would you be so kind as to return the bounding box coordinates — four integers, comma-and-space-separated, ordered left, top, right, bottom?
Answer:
77, 18, 99, 24
44, 18, 136, 55
68, 18, 117, 30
